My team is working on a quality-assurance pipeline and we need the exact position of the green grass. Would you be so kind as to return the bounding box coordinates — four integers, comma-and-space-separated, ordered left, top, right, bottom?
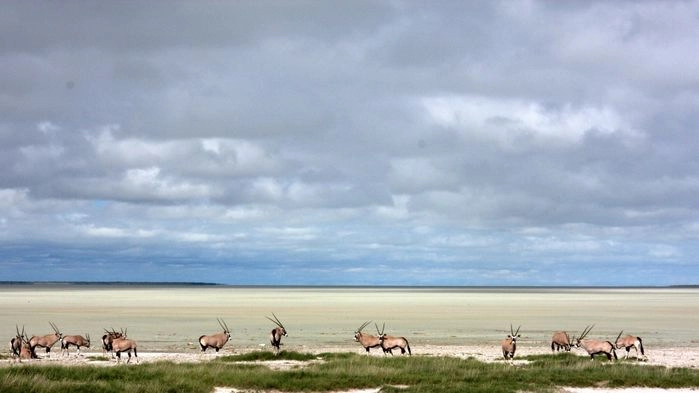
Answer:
1, 351, 697, 393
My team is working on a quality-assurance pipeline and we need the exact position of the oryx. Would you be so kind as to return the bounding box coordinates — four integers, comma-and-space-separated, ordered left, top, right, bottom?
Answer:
572, 325, 619, 361
10, 325, 35, 360
112, 328, 138, 364
266, 313, 287, 354
501, 325, 521, 361
9, 325, 24, 358
29, 321, 62, 358
615, 331, 646, 360
199, 318, 231, 352
551, 330, 571, 352
353, 321, 382, 354
377, 323, 411, 356
101, 328, 124, 358
61, 333, 91, 356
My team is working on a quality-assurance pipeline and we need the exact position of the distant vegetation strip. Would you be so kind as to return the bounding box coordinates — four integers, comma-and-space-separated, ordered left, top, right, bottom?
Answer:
1, 352, 698, 393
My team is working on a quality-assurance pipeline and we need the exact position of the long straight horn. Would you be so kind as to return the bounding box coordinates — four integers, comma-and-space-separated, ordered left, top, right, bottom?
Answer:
375, 323, 381, 335
222, 319, 230, 333
50, 321, 60, 334
217, 318, 226, 331
514, 325, 521, 336
272, 312, 285, 329
16, 324, 20, 337
510, 324, 514, 336
357, 320, 371, 332
266, 313, 284, 329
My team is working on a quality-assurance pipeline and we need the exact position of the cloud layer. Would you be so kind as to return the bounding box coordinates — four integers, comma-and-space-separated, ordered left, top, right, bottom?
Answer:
1, 1, 698, 285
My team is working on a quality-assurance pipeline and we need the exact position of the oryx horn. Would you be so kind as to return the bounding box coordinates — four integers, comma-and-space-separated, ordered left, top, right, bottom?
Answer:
266, 312, 285, 329
579, 324, 595, 340
217, 318, 230, 333
511, 324, 521, 336
49, 321, 60, 334
615, 330, 624, 344
375, 322, 385, 336
357, 320, 371, 333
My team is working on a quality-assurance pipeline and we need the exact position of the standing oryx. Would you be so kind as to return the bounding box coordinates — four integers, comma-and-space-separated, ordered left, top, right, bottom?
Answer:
551, 331, 572, 352
353, 321, 382, 354
615, 331, 646, 360
501, 325, 521, 361
377, 323, 411, 356
199, 318, 231, 352
572, 325, 619, 361
29, 322, 62, 358
101, 328, 124, 357
111, 328, 138, 364
266, 313, 287, 354
61, 333, 91, 356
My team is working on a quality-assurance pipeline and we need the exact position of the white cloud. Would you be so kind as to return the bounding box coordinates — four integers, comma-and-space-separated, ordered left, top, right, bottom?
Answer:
422, 95, 636, 145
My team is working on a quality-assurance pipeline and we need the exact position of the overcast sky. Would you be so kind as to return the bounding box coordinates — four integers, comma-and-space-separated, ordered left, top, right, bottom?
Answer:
1, 1, 698, 286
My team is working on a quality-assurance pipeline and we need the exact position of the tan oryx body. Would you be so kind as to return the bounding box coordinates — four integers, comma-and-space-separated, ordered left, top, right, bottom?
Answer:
101, 329, 124, 357
61, 334, 90, 356
266, 313, 287, 354
199, 318, 231, 352
501, 325, 521, 361
353, 321, 382, 354
112, 329, 138, 363
573, 325, 619, 361
551, 331, 571, 352
615, 331, 646, 360
29, 322, 62, 358
377, 323, 411, 356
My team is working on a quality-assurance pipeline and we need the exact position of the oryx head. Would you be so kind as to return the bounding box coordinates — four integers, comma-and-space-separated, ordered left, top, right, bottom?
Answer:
507, 324, 521, 343
375, 322, 386, 341
217, 318, 231, 339
266, 313, 287, 336
85, 333, 91, 346
354, 321, 371, 341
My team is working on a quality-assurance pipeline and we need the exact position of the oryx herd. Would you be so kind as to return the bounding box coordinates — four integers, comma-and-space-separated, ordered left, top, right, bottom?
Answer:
7, 315, 290, 364
9, 318, 646, 364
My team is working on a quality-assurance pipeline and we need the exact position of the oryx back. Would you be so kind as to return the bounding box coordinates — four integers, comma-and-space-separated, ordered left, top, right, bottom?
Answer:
551, 331, 571, 352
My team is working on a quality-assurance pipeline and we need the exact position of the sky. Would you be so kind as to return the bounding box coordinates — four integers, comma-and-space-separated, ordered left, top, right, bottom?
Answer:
1, 1, 698, 286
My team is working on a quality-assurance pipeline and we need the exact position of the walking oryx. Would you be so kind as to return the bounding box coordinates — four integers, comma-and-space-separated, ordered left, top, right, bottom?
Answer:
615, 331, 646, 360
199, 318, 231, 352
353, 321, 382, 354
266, 313, 287, 354
61, 333, 91, 356
377, 323, 411, 356
111, 328, 138, 364
501, 325, 521, 361
29, 322, 62, 358
551, 331, 572, 352
572, 325, 619, 361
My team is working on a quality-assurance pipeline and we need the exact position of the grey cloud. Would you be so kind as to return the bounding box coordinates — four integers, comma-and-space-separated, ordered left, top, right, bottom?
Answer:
1, 1, 698, 285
